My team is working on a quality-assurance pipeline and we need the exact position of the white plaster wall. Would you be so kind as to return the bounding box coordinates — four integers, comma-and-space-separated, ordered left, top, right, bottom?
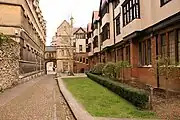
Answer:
102, 13, 110, 27
76, 39, 86, 53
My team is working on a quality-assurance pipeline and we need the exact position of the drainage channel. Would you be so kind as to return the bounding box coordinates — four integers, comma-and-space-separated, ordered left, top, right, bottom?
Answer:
54, 77, 77, 120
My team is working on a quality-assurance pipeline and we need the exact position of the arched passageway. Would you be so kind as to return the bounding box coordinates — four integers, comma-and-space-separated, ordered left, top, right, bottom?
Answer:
45, 60, 57, 74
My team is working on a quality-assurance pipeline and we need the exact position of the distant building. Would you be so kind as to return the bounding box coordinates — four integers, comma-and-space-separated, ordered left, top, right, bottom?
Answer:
45, 46, 57, 73
51, 20, 89, 73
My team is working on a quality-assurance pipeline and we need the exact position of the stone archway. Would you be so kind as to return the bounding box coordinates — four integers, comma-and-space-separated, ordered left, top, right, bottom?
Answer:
45, 60, 57, 74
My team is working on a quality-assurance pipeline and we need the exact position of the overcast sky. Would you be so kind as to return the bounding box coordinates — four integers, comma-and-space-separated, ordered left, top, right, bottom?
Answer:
39, 0, 100, 46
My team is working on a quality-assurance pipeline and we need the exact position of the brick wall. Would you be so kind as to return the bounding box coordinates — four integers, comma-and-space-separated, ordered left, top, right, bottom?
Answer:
74, 53, 89, 73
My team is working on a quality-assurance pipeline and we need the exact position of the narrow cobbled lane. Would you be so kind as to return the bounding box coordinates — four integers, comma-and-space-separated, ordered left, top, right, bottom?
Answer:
0, 75, 75, 120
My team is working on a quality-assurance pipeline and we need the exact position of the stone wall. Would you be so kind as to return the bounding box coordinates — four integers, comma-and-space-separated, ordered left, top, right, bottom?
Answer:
0, 39, 20, 92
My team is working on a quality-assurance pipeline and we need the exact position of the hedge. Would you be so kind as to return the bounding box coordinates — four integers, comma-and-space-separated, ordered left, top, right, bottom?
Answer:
86, 73, 149, 108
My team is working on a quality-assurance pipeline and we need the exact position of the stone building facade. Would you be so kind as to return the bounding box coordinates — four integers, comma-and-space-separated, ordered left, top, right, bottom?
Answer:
51, 20, 89, 73
87, 0, 180, 91
0, 0, 46, 90
0, 39, 20, 91
44, 46, 57, 73
51, 20, 74, 73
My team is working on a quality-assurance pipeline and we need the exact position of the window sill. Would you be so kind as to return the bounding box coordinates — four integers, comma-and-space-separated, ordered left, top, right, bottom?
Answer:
159, 65, 180, 68
138, 65, 152, 68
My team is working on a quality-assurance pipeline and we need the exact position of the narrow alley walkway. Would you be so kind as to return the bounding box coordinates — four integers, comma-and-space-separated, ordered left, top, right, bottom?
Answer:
0, 75, 75, 120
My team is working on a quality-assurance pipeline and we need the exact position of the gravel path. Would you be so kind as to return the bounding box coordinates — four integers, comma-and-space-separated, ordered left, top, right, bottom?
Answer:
0, 75, 75, 120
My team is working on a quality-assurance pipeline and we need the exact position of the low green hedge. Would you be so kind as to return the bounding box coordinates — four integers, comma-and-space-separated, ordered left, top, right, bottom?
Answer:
86, 73, 149, 108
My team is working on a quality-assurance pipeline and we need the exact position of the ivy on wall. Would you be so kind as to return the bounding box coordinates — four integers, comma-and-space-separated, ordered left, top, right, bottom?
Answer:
0, 33, 10, 45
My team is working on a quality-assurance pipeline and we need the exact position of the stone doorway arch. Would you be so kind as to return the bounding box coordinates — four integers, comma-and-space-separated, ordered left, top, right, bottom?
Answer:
45, 60, 57, 74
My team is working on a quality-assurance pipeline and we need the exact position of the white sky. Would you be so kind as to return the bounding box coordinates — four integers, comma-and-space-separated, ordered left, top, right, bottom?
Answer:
39, 0, 100, 46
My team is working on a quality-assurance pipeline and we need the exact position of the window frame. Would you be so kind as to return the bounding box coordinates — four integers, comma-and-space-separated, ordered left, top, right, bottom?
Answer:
168, 31, 176, 64
125, 45, 130, 64
139, 39, 152, 66
157, 29, 180, 65
177, 29, 180, 63
86, 58, 89, 64
93, 36, 98, 48
160, 33, 167, 58
79, 45, 83, 52
115, 14, 121, 35
101, 23, 110, 42
122, 0, 140, 26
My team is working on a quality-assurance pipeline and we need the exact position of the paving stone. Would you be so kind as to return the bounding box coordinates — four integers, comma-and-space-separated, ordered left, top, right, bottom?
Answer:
0, 75, 75, 120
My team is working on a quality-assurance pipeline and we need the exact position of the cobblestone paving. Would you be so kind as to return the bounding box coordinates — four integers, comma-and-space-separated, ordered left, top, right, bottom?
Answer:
0, 75, 75, 120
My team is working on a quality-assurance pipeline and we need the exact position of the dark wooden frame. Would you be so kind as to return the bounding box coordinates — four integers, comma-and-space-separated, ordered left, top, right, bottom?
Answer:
122, 0, 140, 26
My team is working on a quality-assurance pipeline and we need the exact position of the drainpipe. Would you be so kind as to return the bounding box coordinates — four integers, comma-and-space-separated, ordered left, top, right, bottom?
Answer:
155, 35, 160, 88
99, 21, 102, 63
112, 2, 116, 62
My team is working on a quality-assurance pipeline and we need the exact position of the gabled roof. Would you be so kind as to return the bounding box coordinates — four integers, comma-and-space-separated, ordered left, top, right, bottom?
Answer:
57, 20, 71, 29
73, 27, 86, 34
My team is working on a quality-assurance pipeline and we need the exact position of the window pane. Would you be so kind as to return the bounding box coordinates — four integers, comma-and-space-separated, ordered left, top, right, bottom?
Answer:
79, 45, 82, 52
139, 42, 142, 65
122, 0, 140, 26
143, 41, 147, 65
147, 39, 151, 65
133, 6, 136, 18
126, 46, 130, 63
116, 15, 120, 35
124, 14, 127, 25
161, 34, 166, 58
130, 0, 132, 7
168, 31, 175, 64
130, 9, 133, 21
136, 5, 139, 18
124, 6, 126, 12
